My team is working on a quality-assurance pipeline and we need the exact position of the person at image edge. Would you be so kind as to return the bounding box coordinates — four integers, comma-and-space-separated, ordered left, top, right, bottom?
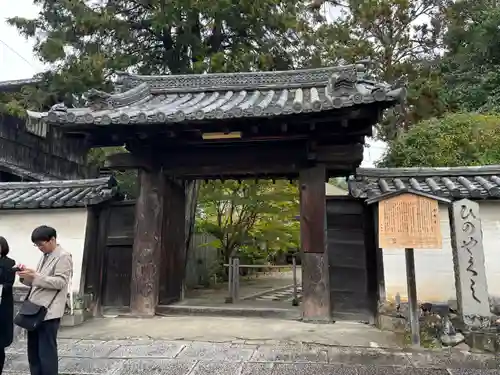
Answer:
0, 237, 15, 375
18, 226, 73, 375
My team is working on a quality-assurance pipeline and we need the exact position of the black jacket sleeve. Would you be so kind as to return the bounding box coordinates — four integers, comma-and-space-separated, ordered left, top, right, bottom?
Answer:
0, 258, 15, 286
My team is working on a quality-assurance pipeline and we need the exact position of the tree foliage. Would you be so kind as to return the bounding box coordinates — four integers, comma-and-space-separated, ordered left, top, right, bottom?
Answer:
196, 180, 299, 264
380, 112, 500, 167
311, 0, 446, 139
87, 147, 139, 198
439, 0, 500, 113
380, 0, 500, 167
8, 0, 312, 102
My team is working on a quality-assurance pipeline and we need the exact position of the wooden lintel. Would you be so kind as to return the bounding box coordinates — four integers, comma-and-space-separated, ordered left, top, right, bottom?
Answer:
105, 152, 152, 171
123, 139, 365, 178
315, 143, 364, 163
161, 163, 304, 178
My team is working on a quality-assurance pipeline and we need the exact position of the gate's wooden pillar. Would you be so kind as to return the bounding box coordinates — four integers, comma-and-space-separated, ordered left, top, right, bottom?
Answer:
299, 164, 332, 323
130, 168, 165, 316
158, 179, 186, 305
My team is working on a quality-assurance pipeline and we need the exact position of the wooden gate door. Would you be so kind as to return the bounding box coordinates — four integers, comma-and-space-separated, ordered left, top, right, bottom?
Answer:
326, 196, 378, 323
102, 242, 133, 307
101, 201, 135, 309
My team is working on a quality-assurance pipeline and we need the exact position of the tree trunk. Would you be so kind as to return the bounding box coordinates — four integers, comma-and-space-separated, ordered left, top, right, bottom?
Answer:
182, 180, 200, 297
184, 180, 200, 253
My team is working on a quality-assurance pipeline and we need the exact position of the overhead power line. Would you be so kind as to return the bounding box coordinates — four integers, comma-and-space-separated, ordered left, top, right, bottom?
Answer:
0, 39, 38, 71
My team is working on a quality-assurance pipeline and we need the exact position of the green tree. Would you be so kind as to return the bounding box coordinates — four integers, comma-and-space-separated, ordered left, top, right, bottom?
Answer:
379, 112, 500, 167
310, 0, 447, 140
87, 147, 139, 198
196, 180, 299, 266
439, 0, 500, 113
380, 0, 500, 167
8, 0, 313, 111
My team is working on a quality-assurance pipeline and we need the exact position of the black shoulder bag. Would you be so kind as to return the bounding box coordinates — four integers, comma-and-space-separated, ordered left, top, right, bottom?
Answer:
14, 288, 61, 331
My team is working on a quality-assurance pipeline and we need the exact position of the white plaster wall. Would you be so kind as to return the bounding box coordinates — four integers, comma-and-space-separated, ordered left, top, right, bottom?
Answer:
0, 208, 88, 293
383, 201, 500, 302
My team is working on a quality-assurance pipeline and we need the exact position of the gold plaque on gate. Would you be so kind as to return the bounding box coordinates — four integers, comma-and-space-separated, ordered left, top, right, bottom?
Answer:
378, 193, 442, 249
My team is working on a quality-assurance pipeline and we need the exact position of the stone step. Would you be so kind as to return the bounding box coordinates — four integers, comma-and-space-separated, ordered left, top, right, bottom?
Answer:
155, 304, 301, 320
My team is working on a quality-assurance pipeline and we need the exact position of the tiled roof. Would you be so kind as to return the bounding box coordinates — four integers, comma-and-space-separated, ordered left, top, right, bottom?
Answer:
0, 176, 119, 209
0, 77, 40, 92
349, 166, 500, 200
27, 63, 405, 125
0, 158, 55, 182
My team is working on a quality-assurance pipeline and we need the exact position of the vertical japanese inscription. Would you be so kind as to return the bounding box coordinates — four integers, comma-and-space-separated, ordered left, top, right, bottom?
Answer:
378, 193, 442, 249
449, 199, 491, 328
460, 206, 480, 303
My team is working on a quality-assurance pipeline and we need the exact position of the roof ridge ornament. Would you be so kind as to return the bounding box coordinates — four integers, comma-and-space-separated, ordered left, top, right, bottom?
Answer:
326, 65, 364, 107
355, 59, 370, 79
115, 70, 135, 90
84, 88, 113, 110
82, 82, 152, 110
50, 103, 68, 113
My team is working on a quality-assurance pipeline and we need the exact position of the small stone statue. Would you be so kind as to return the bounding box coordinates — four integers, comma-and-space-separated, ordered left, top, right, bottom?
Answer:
395, 293, 401, 313
440, 315, 465, 346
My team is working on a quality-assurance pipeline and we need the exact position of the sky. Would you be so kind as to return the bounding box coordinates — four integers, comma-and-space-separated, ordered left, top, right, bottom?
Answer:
0, 1, 387, 167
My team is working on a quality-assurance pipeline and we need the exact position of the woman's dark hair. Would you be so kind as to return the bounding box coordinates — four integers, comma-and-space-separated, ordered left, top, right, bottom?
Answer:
0, 236, 10, 257
31, 225, 57, 243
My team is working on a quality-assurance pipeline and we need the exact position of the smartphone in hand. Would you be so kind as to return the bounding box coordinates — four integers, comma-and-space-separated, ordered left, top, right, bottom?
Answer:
12, 264, 25, 272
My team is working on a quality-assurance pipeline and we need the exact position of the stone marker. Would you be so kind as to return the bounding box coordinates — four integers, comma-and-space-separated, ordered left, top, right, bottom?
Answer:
449, 199, 491, 329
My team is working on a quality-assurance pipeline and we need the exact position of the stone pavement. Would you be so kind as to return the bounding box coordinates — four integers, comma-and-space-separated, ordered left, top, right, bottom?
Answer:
4, 337, 500, 374
4, 316, 500, 374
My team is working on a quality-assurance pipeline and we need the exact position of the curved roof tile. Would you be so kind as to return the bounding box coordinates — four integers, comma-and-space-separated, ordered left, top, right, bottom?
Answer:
349, 166, 500, 200
27, 63, 405, 125
0, 176, 120, 209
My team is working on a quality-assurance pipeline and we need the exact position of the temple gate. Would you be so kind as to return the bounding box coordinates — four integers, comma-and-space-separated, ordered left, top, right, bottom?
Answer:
27, 63, 404, 322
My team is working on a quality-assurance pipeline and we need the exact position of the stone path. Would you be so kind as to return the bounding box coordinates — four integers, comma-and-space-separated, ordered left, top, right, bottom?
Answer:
254, 286, 303, 303
4, 338, 500, 374
182, 270, 302, 307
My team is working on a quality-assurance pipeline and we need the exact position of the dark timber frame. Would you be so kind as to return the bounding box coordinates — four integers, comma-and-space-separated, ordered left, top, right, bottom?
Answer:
28, 63, 404, 321
0, 77, 91, 181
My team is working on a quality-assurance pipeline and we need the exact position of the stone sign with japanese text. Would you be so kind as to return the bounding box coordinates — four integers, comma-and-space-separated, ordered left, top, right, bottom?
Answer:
449, 199, 491, 329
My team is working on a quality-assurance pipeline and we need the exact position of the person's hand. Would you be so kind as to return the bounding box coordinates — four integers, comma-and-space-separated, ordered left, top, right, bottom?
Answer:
18, 268, 37, 280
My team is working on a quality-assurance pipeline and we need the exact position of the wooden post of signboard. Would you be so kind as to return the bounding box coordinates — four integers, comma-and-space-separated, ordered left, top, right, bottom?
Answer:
367, 189, 449, 348
405, 247, 420, 347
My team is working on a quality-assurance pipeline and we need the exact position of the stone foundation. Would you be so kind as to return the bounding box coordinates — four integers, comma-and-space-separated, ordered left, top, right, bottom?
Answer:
465, 329, 500, 353
377, 299, 500, 352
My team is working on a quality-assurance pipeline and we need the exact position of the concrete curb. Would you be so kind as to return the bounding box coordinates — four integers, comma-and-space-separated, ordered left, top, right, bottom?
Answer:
156, 305, 302, 320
